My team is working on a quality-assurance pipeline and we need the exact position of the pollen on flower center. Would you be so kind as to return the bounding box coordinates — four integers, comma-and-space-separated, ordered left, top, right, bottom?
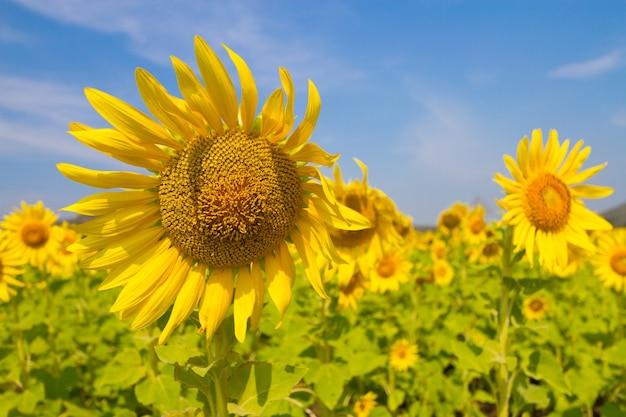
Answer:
522, 173, 571, 232
329, 192, 377, 248
158, 130, 302, 268
610, 248, 626, 276
21, 223, 49, 248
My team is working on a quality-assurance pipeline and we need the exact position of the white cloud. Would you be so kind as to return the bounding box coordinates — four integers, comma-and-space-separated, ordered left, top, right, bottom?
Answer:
0, 74, 136, 166
548, 50, 622, 79
8, 0, 360, 91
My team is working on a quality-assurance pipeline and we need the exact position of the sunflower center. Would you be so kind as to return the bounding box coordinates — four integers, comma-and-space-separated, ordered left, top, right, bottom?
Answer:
522, 173, 571, 232
610, 247, 626, 276
377, 258, 396, 278
529, 299, 545, 312
158, 130, 301, 268
469, 217, 485, 234
482, 242, 500, 257
441, 213, 461, 230
21, 222, 49, 248
329, 191, 377, 248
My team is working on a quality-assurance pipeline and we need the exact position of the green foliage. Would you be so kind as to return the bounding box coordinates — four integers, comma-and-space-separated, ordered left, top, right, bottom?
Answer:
3, 224, 626, 416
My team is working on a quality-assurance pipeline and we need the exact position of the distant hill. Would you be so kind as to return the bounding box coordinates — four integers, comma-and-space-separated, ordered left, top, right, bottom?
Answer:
601, 202, 626, 228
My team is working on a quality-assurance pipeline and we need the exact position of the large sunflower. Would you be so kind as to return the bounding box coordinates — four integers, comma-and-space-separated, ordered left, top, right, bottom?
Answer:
493, 129, 613, 272
58, 36, 368, 345
1, 201, 61, 269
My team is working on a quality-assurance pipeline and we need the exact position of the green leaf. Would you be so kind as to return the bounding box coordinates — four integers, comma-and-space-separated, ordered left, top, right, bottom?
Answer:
227, 362, 308, 416
162, 408, 204, 417
155, 344, 205, 366
449, 340, 490, 374
135, 374, 182, 412
95, 348, 147, 390
516, 380, 550, 408
522, 349, 570, 395
305, 362, 348, 409
17, 382, 45, 414
605, 339, 626, 366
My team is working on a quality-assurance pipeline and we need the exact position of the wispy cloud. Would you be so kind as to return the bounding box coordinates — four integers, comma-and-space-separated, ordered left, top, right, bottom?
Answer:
9, 0, 361, 91
548, 50, 622, 79
0, 74, 130, 165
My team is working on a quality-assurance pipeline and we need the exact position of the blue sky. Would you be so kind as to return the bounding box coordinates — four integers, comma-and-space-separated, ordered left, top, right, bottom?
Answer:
1, 1, 625, 226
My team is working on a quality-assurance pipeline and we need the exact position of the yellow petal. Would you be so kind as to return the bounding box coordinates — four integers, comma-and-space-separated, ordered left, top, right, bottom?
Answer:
289, 142, 339, 166
68, 127, 169, 161
198, 267, 233, 346
171, 56, 224, 134
260, 88, 285, 139
233, 265, 255, 343
159, 259, 205, 345
78, 227, 164, 269
571, 184, 613, 199
282, 80, 321, 153
57, 163, 159, 189
289, 230, 328, 299
129, 253, 190, 330
265, 240, 294, 325
249, 261, 265, 331
72, 204, 160, 236
194, 36, 238, 129
109, 244, 179, 312
223, 45, 258, 133
135, 68, 196, 140
62, 190, 157, 216
85, 88, 180, 149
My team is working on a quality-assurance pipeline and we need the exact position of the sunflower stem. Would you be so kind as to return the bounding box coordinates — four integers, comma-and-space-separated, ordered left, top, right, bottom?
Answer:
496, 225, 515, 417
12, 297, 29, 391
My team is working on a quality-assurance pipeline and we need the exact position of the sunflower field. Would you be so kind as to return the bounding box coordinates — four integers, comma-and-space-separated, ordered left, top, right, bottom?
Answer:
2, 37, 626, 417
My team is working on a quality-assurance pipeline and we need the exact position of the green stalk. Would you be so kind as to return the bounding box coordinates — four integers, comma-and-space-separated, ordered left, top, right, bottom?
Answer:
497, 226, 515, 417
41, 268, 61, 376
12, 298, 29, 390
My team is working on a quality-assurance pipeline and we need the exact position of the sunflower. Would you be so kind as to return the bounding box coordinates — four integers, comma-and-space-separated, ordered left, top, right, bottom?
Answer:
494, 129, 613, 272
58, 36, 369, 345
432, 259, 454, 286
462, 205, 489, 246
389, 338, 418, 371
437, 201, 468, 235
337, 270, 367, 311
0, 232, 25, 302
593, 228, 626, 292
325, 159, 402, 278
353, 391, 377, 417
1, 201, 61, 269
41, 222, 80, 278
368, 245, 412, 293
522, 295, 549, 320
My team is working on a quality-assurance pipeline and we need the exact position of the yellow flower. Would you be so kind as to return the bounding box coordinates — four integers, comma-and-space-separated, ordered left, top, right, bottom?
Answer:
469, 240, 501, 265
1, 201, 61, 269
369, 246, 412, 293
58, 36, 368, 345
0, 232, 25, 302
593, 228, 626, 292
432, 259, 454, 286
327, 159, 401, 272
430, 238, 447, 261
494, 129, 613, 272
437, 201, 468, 235
462, 205, 488, 246
46, 222, 80, 278
337, 270, 367, 311
389, 338, 418, 371
523, 295, 549, 320
353, 391, 377, 417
